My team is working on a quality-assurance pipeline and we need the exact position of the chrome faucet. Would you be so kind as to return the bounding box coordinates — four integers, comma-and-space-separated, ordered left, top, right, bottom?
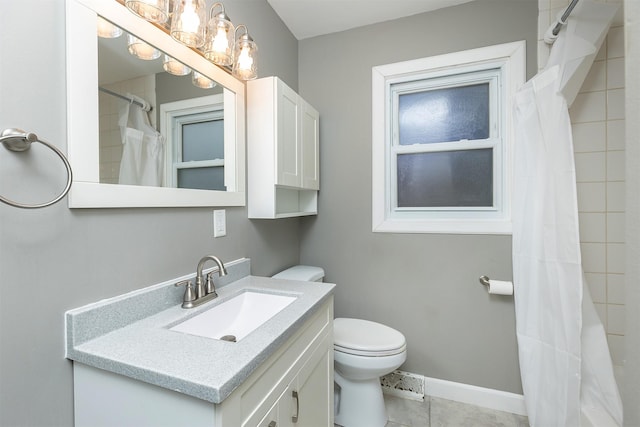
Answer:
175, 255, 228, 309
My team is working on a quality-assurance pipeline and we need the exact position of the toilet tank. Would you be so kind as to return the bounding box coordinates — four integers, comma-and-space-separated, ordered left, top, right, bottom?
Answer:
272, 265, 325, 282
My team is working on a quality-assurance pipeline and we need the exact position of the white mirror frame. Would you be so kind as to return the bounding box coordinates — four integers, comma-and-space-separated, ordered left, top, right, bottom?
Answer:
66, 0, 246, 208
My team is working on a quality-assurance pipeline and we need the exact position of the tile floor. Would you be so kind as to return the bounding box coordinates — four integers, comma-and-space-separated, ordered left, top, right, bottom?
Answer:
337, 393, 530, 427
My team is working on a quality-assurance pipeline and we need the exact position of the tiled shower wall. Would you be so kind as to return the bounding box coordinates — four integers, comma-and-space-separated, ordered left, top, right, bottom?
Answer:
98, 75, 156, 184
538, 0, 625, 366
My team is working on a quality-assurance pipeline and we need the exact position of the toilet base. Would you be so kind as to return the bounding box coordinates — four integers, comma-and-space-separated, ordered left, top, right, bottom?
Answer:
334, 370, 387, 427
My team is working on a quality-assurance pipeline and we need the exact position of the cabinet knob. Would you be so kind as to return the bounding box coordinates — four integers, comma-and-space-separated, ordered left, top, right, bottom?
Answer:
268, 422, 277, 427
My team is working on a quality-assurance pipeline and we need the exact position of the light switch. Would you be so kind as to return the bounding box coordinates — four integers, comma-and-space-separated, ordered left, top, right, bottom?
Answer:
213, 209, 226, 237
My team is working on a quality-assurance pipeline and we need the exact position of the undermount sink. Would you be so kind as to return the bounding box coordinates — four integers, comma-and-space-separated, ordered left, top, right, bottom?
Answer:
169, 291, 297, 342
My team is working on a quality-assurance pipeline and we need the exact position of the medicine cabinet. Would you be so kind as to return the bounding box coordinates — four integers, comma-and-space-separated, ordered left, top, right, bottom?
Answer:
247, 77, 320, 218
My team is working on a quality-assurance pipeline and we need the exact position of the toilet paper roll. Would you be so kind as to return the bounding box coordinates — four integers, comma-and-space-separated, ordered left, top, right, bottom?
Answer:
488, 279, 513, 295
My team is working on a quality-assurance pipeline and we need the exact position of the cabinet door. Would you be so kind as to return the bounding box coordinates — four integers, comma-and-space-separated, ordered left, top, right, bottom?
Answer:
252, 385, 295, 427
292, 335, 333, 427
301, 101, 320, 190
256, 401, 279, 427
276, 80, 302, 188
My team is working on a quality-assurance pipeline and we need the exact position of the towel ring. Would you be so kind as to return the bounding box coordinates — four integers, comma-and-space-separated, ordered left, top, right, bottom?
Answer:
0, 128, 73, 209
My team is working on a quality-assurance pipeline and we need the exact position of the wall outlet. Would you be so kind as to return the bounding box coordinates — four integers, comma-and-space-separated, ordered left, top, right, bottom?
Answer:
213, 209, 226, 237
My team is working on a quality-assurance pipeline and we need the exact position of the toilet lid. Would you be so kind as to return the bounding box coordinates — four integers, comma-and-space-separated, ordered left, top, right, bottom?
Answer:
333, 318, 406, 356
272, 265, 325, 282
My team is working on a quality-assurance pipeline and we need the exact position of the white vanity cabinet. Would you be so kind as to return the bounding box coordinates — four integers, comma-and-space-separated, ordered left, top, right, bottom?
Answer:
246, 333, 332, 427
73, 298, 334, 427
248, 76, 320, 219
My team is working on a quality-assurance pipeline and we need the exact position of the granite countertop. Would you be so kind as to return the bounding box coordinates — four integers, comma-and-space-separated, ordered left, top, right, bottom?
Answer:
65, 260, 335, 404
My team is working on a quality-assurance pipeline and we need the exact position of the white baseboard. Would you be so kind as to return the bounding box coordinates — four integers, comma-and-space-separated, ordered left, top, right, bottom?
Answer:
424, 376, 527, 416
380, 370, 528, 416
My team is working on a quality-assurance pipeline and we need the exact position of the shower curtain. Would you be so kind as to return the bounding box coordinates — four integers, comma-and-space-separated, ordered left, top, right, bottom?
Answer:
118, 94, 164, 186
512, 1, 622, 426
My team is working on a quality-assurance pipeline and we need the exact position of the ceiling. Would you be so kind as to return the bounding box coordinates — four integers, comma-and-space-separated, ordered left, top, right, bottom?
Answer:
266, 0, 475, 40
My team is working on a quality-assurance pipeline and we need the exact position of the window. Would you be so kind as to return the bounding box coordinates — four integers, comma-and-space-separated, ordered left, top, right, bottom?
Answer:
161, 95, 226, 191
175, 111, 225, 191
372, 41, 525, 234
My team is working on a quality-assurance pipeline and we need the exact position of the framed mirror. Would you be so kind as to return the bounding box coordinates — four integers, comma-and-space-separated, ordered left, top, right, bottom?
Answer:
66, 0, 246, 207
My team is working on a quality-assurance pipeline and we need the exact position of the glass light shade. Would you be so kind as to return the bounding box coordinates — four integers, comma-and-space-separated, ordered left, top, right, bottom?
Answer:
204, 7, 234, 66
127, 34, 161, 60
232, 38, 258, 81
163, 55, 191, 76
97, 16, 123, 38
171, 0, 207, 48
125, 0, 169, 24
192, 71, 217, 89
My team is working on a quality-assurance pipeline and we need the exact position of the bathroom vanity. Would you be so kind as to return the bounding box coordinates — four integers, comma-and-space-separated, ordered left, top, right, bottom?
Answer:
65, 259, 335, 426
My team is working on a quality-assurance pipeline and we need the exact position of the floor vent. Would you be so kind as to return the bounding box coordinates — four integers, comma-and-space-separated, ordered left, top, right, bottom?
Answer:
380, 370, 425, 401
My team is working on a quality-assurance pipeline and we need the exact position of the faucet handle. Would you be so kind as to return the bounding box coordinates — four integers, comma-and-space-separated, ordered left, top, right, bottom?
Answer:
205, 272, 218, 297
175, 280, 196, 304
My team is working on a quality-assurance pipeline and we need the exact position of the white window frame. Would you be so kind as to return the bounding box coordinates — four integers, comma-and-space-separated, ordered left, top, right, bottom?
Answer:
160, 94, 225, 189
372, 41, 525, 234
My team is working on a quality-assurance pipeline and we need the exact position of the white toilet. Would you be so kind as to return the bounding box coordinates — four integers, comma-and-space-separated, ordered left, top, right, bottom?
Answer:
273, 265, 407, 427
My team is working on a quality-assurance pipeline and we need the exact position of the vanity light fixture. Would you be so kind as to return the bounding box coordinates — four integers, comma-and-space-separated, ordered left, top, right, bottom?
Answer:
163, 55, 191, 76
127, 34, 161, 60
232, 25, 258, 81
192, 71, 217, 89
170, 0, 207, 48
125, 0, 169, 24
97, 16, 123, 38
203, 3, 234, 66
121, 0, 259, 80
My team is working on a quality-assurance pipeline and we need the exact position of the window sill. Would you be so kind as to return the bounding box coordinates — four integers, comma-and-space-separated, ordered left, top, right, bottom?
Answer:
372, 218, 512, 235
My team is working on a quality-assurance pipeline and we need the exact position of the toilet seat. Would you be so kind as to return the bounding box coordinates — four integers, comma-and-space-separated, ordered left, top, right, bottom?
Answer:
334, 318, 406, 357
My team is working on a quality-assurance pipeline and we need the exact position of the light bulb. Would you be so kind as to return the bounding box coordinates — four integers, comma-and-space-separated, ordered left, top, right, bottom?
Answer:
192, 71, 217, 89
180, 3, 200, 33
163, 55, 191, 76
171, 0, 206, 48
127, 35, 161, 60
204, 5, 234, 66
125, 0, 169, 24
237, 46, 254, 70
232, 25, 257, 80
97, 16, 122, 38
212, 26, 230, 54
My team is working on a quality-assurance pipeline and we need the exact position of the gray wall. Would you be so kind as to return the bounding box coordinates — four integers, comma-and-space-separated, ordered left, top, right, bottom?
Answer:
155, 71, 223, 127
0, 1, 298, 426
298, 0, 538, 394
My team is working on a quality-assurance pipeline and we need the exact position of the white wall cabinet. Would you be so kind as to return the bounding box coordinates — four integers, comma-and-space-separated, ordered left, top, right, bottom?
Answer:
73, 299, 334, 427
248, 76, 320, 219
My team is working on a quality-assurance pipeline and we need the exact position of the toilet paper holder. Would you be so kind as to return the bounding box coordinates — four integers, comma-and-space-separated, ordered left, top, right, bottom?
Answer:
479, 275, 491, 287
478, 275, 514, 296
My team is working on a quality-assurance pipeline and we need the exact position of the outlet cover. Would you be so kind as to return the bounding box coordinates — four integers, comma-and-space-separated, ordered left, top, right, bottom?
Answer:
213, 209, 226, 237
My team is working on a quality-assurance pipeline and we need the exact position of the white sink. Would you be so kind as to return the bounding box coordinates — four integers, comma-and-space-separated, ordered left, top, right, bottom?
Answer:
169, 291, 297, 342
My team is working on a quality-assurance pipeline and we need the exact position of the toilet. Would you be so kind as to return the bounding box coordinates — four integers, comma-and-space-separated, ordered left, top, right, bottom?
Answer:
273, 265, 407, 427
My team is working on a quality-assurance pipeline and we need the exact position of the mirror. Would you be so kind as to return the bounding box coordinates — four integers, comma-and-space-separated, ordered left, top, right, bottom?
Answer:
67, 0, 246, 208
98, 33, 228, 191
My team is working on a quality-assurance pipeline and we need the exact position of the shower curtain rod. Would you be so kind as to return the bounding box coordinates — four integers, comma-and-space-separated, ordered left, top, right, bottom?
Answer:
98, 87, 152, 112
552, 0, 580, 36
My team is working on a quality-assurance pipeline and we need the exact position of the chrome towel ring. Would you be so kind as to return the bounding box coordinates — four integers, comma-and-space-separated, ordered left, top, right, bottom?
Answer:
0, 128, 73, 209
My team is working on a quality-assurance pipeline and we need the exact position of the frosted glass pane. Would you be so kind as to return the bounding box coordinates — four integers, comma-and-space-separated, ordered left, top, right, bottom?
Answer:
397, 149, 493, 207
178, 166, 225, 191
182, 119, 224, 161
398, 83, 489, 145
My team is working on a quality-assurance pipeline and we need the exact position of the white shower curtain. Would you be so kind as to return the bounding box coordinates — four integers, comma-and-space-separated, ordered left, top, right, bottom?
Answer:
118, 94, 164, 186
512, 1, 622, 426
